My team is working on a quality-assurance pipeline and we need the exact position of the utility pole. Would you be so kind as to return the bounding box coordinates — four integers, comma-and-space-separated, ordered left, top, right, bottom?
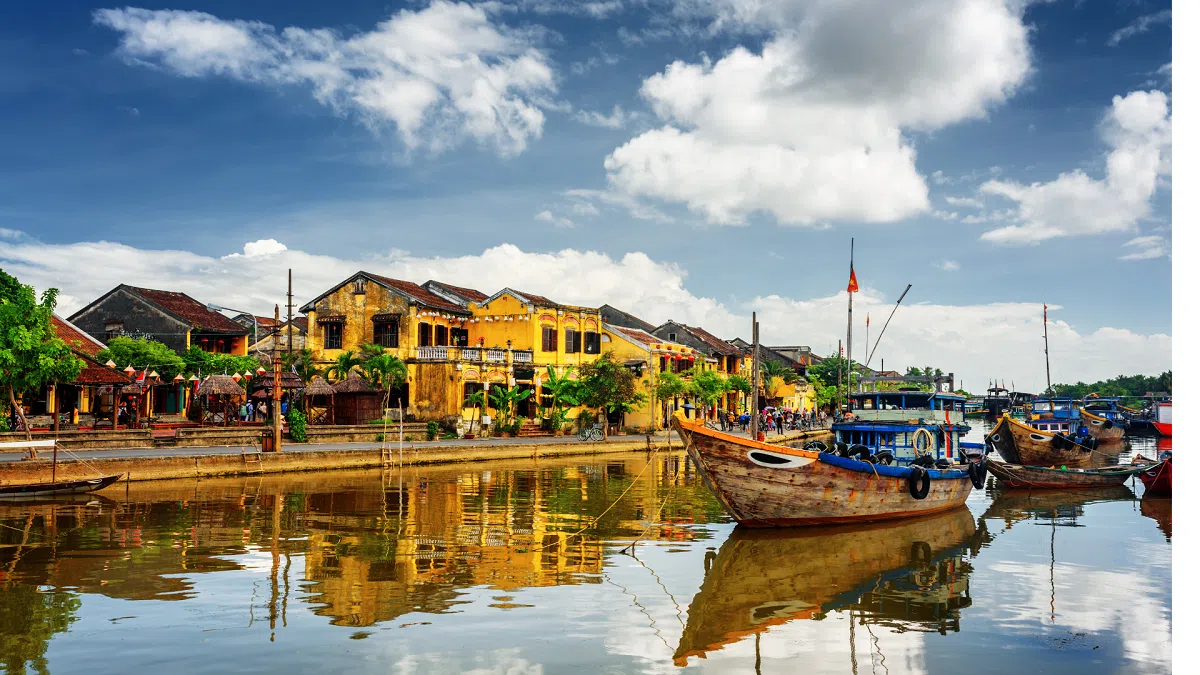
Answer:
837, 339, 843, 411
272, 304, 283, 453
751, 313, 760, 440
286, 269, 294, 357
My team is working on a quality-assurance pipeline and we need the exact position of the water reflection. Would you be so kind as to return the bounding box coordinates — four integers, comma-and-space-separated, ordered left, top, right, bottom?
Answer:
674, 508, 983, 666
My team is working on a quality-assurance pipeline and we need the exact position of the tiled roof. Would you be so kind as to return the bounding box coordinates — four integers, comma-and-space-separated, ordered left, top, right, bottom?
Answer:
249, 315, 307, 332
425, 280, 488, 304
679, 323, 741, 356
51, 314, 106, 357
608, 326, 692, 352
128, 287, 248, 333
510, 289, 561, 308
600, 305, 657, 333
75, 356, 133, 385
370, 274, 470, 314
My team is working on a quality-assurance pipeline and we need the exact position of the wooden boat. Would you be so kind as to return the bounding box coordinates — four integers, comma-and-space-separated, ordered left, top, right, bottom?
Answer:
673, 415, 979, 527
1152, 401, 1172, 437
986, 461, 1152, 490
985, 415, 1102, 468
673, 507, 978, 665
1079, 408, 1126, 443
832, 390, 971, 464
1135, 451, 1171, 495
0, 439, 123, 500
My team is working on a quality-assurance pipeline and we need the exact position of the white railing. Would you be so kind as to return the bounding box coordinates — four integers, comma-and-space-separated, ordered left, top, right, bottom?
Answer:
417, 346, 448, 360
850, 409, 964, 424
484, 349, 506, 362
512, 350, 533, 363
460, 348, 481, 361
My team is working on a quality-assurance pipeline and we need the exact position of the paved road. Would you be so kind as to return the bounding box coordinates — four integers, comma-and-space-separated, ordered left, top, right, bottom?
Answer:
0, 426, 820, 463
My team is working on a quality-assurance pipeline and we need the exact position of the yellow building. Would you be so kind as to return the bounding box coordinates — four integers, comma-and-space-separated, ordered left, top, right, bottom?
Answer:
601, 324, 704, 431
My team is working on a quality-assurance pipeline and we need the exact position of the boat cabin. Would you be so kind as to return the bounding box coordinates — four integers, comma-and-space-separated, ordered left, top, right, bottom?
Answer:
847, 392, 966, 423
833, 392, 969, 464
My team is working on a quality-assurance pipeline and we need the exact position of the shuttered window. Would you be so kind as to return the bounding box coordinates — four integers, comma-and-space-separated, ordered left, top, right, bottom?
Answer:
564, 329, 580, 354
583, 331, 601, 354
373, 320, 398, 348
541, 326, 558, 352
435, 325, 449, 346
418, 322, 432, 347
324, 322, 344, 350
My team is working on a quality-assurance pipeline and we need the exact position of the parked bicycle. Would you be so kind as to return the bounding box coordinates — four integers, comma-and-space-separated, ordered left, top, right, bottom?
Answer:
577, 422, 606, 441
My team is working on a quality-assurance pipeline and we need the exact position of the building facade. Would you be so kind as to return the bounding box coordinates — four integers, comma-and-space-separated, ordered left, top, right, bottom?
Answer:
68, 285, 249, 356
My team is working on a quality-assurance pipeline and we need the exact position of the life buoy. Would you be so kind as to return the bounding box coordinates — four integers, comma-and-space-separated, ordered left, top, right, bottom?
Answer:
848, 444, 871, 460
968, 459, 987, 489
908, 466, 930, 499
804, 440, 828, 452
835, 442, 849, 457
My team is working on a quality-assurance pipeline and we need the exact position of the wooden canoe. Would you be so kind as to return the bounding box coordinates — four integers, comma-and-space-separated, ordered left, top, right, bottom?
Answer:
1137, 455, 1171, 495
0, 474, 123, 499
673, 416, 976, 527
985, 415, 1101, 468
986, 462, 1149, 490
674, 507, 977, 665
1079, 409, 1126, 443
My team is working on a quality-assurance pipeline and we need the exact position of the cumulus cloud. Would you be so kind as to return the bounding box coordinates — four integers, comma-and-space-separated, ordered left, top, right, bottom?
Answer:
1108, 10, 1171, 46
575, 104, 635, 129
601, 0, 1033, 226
980, 90, 1171, 244
945, 195, 984, 209
1120, 235, 1168, 261
0, 235, 1169, 392
94, 3, 556, 156
937, 260, 961, 271
534, 209, 575, 228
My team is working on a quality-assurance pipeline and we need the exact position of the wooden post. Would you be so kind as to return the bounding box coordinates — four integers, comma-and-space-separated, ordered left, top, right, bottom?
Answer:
51, 384, 58, 434
287, 269, 294, 357
273, 305, 283, 453
750, 313, 760, 439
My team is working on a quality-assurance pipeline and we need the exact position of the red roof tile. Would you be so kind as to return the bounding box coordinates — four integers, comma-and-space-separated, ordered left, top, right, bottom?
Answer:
679, 324, 741, 356
51, 315, 106, 357
129, 287, 248, 333
75, 357, 134, 385
369, 274, 471, 314
427, 280, 488, 304
510, 289, 562, 308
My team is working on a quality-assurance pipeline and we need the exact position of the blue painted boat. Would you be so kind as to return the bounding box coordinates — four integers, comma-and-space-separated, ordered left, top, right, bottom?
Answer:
831, 391, 972, 465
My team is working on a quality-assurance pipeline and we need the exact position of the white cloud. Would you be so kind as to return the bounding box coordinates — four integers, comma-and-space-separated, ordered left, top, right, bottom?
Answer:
1120, 235, 1168, 260
94, 3, 556, 157
223, 238, 288, 258
564, 188, 676, 224
937, 260, 961, 271
574, 104, 635, 129
0, 235, 1169, 392
601, 0, 1033, 226
1108, 10, 1171, 46
980, 89, 1171, 245
534, 209, 575, 228
945, 195, 984, 209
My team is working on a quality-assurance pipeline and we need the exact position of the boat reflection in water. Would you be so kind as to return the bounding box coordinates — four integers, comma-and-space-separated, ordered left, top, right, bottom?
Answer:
981, 485, 1135, 530
1140, 497, 1171, 541
674, 507, 984, 666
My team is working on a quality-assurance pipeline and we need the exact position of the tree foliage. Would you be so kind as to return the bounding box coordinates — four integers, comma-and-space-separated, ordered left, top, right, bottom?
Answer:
690, 369, 730, 413
98, 337, 187, 378
284, 347, 322, 385
539, 365, 581, 429
1051, 372, 1172, 400
181, 347, 259, 379
0, 279, 84, 437
488, 385, 531, 434
578, 352, 646, 435
725, 374, 751, 395
324, 351, 363, 380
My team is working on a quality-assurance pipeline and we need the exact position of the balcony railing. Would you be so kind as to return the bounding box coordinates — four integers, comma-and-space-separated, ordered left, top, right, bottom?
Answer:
417, 346, 449, 360
512, 350, 533, 363
484, 349, 506, 363
413, 346, 538, 364
460, 348, 481, 361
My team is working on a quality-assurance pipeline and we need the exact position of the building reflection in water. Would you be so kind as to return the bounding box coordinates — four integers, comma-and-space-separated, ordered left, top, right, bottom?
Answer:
0, 452, 718, 641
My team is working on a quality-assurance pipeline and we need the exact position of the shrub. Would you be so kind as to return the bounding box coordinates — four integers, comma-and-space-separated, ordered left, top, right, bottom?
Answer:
286, 407, 308, 442
375, 433, 385, 442
425, 421, 438, 441
441, 429, 459, 440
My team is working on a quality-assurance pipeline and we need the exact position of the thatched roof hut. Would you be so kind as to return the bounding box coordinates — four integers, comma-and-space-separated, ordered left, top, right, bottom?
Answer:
197, 374, 246, 397
305, 376, 336, 396
332, 371, 377, 393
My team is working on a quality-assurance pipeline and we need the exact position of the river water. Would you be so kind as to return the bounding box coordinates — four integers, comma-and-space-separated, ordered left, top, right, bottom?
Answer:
0, 437, 1171, 674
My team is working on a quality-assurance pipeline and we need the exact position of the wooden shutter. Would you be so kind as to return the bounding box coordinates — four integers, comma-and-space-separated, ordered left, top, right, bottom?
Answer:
418, 322, 432, 347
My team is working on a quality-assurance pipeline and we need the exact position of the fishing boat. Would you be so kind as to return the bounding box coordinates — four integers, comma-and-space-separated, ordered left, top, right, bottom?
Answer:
986, 461, 1152, 490
1027, 396, 1126, 443
983, 383, 1013, 420
673, 415, 984, 527
965, 399, 986, 418
985, 415, 1109, 468
673, 507, 979, 666
1152, 400, 1172, 437
1135, 450, 1171, 495
832, 390, 972, 464
0, 440, 123, 499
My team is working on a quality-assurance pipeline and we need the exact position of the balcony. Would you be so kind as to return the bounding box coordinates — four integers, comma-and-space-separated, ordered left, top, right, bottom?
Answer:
413, 346, 536, 364
417, 346, 449, 360
512, 350, 534, 363
460, 348, 481, 361
484, 349, 506, 363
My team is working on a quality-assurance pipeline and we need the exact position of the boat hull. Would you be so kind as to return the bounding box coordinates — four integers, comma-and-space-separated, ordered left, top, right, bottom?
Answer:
1079, 409, 1126, 443
987, 462, 1146, 490
0, 474, 123, 499
1138, 458, 1171, 495
986, 416, 1098, 468
674, 418, 973, 527
1152, 421, 1172, 437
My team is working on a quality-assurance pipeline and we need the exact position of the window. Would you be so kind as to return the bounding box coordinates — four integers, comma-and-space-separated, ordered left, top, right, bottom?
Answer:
541, 326, 558, 352
353, 279, 366, 294
324, 323, 344, 350
435, 325, 449, 346
451, 327, 469, 347
373, 320, 399, 348
668, 332, 677, 341
564, 329, 580, 353
104, 321, 124, 341
583, 331, 601, 354
464, 382, 485, 402
660, 356, 667, 372
418, 322, 432, 347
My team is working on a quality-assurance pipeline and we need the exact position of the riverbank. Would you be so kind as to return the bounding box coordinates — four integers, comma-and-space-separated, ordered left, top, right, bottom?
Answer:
0, 428, 832, 485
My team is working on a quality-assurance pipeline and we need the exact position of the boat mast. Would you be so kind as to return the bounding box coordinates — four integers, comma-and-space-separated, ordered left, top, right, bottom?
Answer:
845, 238, 854, 401
751, 313, 760, 438
1043, 303, 1052, 396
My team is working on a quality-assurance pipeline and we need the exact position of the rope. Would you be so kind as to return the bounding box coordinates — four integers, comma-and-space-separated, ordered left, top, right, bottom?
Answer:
527, 447, 660, 552
620, 473, 675, 554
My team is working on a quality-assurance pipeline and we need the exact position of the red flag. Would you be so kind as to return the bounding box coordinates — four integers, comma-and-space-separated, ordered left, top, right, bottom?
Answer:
1044, 303, 1047, 323
847, 267, 859, 293
866, 313, 870, 327
136, 368, 147, 384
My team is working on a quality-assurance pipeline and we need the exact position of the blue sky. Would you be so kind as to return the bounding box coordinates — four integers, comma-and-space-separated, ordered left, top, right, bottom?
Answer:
0, 1, 1172, 390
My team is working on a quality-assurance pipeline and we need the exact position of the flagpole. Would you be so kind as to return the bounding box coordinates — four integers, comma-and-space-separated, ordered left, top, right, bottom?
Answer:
845, 238, 854, 404
1044, 304, 1052, 395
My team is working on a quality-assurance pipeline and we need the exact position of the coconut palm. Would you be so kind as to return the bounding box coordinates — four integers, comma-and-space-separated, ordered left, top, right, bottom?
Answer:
285, 348, 321, 385
539, 365, 580, 430
370, 354, 408, 417
759, 360, 799, 398
325, 351, 363, 381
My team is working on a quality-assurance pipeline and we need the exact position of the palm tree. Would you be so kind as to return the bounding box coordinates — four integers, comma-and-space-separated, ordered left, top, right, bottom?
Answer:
760, 360, 799, 399
371, 354, 408, 417
325, 351, 363, 381
539, 366, 580, 430
284, 348, 321, 385
464, 389, 488, 436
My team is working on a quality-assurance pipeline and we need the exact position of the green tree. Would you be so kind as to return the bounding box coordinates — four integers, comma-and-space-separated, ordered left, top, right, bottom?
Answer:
539, 365, 581, 430
690, 369, 730, 420
578, 352, 646, 438
366, 353, 408, 417
284, 347, 321, 385
759, 360, 798, 398
808, 373, 838, 412
0, 267, 22, 303
488, 385, 532, 435
0, 281, 84, 439
464, 388, 488, 436
651, 370, 690, 440
180, 347, 259, 379
324, 351, 363, 380
726, 374, 751, 397
99, 336, 187, 379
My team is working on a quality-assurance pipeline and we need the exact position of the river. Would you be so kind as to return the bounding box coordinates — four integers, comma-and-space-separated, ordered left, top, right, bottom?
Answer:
0, 438, 1171, 674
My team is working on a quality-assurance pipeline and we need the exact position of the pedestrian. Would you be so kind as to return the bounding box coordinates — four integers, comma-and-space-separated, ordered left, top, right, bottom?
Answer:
257, 401, 267, 421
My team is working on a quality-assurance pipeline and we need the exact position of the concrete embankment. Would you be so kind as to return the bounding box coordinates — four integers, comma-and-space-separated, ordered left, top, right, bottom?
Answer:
0, 429, 833, 485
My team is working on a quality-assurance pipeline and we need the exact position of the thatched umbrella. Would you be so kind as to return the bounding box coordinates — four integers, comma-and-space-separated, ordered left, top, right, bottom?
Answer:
197, 375, 245, 426
331, 372, 380, 425
305, 376, 336, 425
